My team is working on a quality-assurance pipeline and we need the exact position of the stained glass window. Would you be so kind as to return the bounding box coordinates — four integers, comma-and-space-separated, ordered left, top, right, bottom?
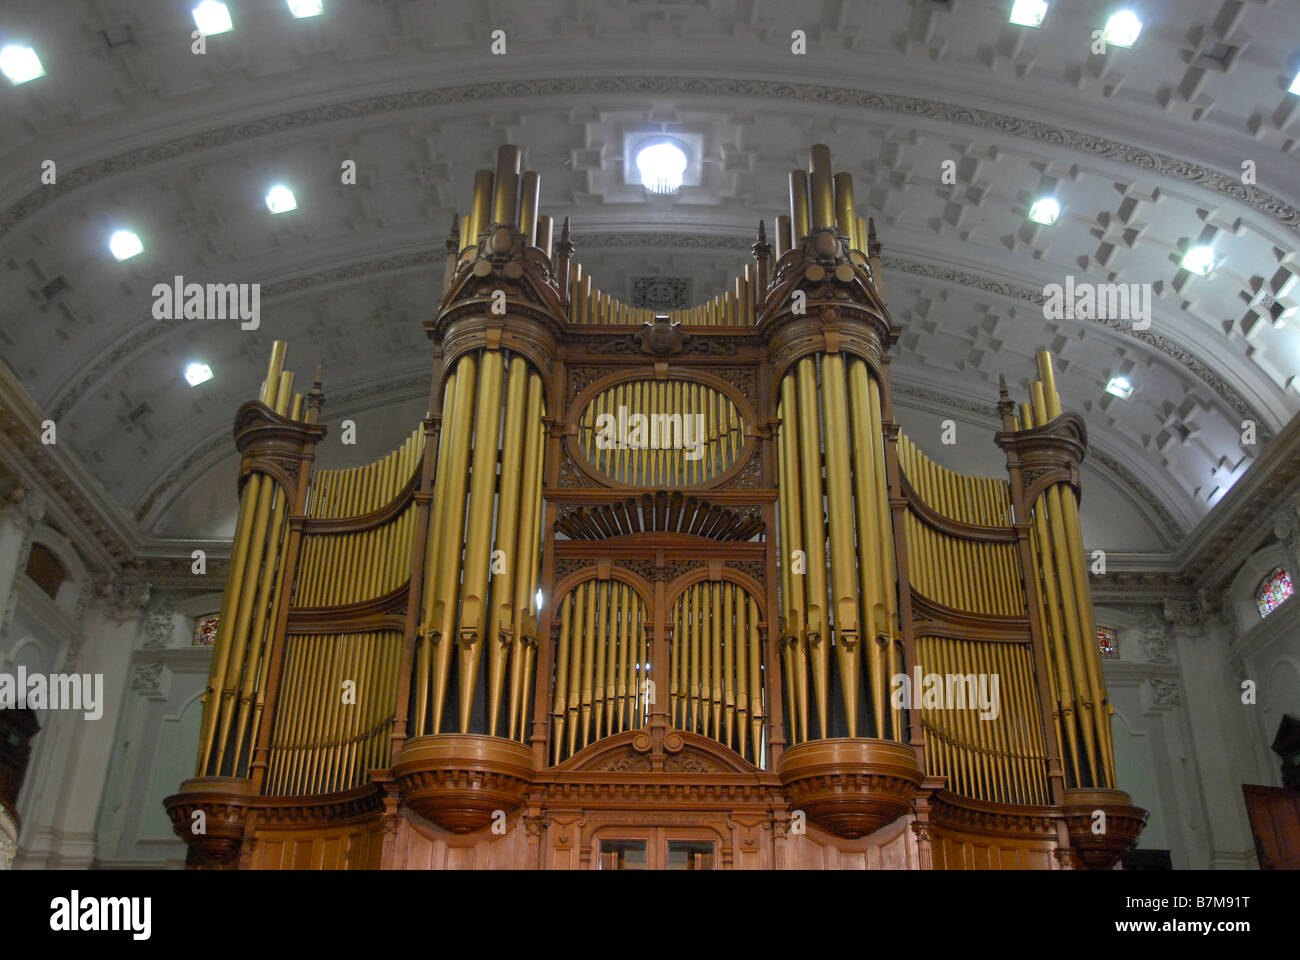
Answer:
193, 613, 219, 647
1097, 626, 1119, 660
1255, 567, 1293, 618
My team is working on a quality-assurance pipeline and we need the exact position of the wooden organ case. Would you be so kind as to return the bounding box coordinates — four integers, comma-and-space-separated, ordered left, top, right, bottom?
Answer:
167, 144, 1147, 870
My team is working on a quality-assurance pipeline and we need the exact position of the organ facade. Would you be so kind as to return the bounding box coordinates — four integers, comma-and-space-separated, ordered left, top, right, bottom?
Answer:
167, 144, 1146, 870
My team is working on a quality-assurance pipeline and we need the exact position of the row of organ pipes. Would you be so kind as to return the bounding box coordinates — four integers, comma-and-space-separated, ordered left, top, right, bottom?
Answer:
194, 142, 1118, 814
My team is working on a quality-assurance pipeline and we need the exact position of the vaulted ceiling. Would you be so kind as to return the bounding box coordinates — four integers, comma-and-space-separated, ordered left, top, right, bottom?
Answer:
1, 0, 1297, 562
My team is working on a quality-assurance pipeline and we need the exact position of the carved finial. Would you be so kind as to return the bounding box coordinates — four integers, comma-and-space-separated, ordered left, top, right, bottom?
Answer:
758, 219, 767, 243
561, 216, 571, 242
996, 373, 1017, 425
307, 363, 325, 421
556, 215, 574, 259
867, 217, 881, 256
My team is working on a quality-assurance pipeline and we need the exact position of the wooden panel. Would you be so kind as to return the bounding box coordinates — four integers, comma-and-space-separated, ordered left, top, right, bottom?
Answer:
1244, 784, 1300, 869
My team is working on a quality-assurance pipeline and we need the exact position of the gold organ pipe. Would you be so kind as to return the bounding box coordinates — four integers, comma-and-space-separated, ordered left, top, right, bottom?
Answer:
519, 170, 540, 246
552, 591, 572, 764
616, 584, 631, 732
509, 376, 545, 740
457, 350, 504, 733
593, 581, 610, 738
776, 214, 792, 257
469, 170, 494, 252
794, 360, 830, 738
850, 362, 886, 732
566, 583, 586, 757
711, 583, 723, 738
492, 145, 521, 226
777, 380, 809, 744
789, 170, 811, 243
808, 145, 835, 230
821, 354, 861, 735
430, 357, 478, 733
747, 595, 763, 763
1031, 381, 1098, 784
735, 591, 748, 756
833, 172, 856, 242
580, 582, 597, 748
855, 216, 866, 253
490, 357, 529, 737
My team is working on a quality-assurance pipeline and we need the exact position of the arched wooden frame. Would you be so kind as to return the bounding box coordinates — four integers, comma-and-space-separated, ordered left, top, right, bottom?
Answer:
549, 564, 656, 615
663, 566, 768, 616
564, 368, 761, 492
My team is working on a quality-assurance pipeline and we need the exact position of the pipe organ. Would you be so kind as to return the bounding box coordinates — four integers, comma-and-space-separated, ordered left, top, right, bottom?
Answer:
169, 143, 1145, 871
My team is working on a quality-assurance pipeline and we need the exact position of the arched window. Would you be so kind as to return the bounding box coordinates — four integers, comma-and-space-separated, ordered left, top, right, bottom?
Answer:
1255, 567, 1294, 618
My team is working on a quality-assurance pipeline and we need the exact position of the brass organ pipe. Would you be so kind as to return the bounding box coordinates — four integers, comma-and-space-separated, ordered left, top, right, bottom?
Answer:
537, 215, 553, 260
566, 582, 585, 757
690, 584, 702, 731
593, 580, 610, 738
789, 170, 811, 242
635, 599, 647, 729
603, 585, 617, 735
867, 379, 899, 700
519, 171, 540, 246
794, 359, 830, 738
711, 583, 723, 740
849, 361, 886, 737
808, 145, 835, 230
821, 354, 861, 735
275, 634, 311, 794
833, 172, 856, 242
469, 170, 494, 251
1031, 382, 1098, 784
776, 214, 792, 257
510, 377, 545, 741
198, 342, 283, 769
855, 216, 866, 253
580, 581, 597, 747
492, 145, 521, 226
490, 357, 529, 737
777, 380, 809, 744
430, 357, 478, 733
289, 636, 325, 794
736, 591, 748, 757
552, 591, 573, 764
621, 580, 637, 728
458, 350, 504, 732
748, 596, 763, 763
417, 374, 458, 733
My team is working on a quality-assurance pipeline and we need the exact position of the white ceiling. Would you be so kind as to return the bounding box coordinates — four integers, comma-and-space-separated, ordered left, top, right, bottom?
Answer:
1, 0, 1297, 560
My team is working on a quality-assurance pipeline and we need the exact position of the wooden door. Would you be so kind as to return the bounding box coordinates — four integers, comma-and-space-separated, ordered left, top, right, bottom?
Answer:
1243, 783, 1300, 869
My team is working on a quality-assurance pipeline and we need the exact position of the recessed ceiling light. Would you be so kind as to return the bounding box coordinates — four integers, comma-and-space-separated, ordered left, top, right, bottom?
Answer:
265, 185, 297, 213
192, 1, 233, 35
1009, 0, 1048, 27
185, 362, 213, 386
287, 0, 324, 17
1289, 70, 1300, 96
109, 230, 143, 261
1103, 10, 1142, 48
0, 45, 44, 85
1028, 197, 1060, 225
1105, 376, 1133, 399
635, 140, 688, 194
1181, 245, 1215, 276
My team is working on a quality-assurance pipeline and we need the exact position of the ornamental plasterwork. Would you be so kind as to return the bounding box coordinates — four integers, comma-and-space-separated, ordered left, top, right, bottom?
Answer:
3, 78, 1294, 239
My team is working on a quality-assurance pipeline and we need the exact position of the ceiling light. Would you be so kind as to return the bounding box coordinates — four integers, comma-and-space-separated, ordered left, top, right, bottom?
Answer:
192, 1, 233, 35
109, 230, 143, 261
635, 140, 688, 195
287, 0, 324, 17
1028, 197, 1060, 225
1009, 0, 1048, 27
1181, 245, 1215, 276
1105, 376, 1133, 399
1289, 70, 1300, 96
1103, 10, 1142, 47
185, 362, 213, 386
535, 589, 544, 610
0, 45, 44, 85
265, 185, 297, 213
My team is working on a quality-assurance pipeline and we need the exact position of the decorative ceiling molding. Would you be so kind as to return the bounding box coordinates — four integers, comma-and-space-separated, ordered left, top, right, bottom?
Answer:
3, 76, 1295, 241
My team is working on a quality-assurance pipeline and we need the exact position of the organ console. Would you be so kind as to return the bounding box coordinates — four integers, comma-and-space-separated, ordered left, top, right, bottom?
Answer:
167, 143, 1146, 870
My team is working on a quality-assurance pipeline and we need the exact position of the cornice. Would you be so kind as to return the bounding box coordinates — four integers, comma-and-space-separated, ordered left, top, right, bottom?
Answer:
2, 76, 1295, 241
